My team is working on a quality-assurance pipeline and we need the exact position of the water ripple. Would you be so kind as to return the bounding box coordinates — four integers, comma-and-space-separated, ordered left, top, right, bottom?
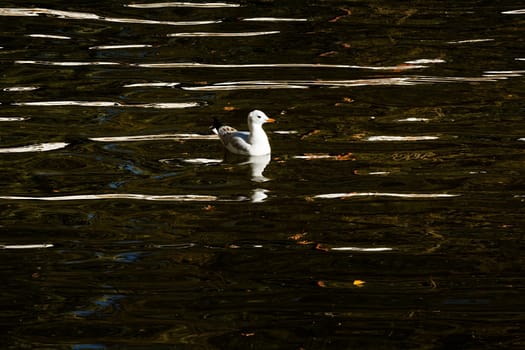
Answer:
14, 60, 427, 71
181, 78, 416, 91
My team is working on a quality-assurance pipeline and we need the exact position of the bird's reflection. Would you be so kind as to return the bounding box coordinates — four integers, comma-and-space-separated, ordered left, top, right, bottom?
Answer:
244, 154, 271, 182
223, 152, 271, 202
224, 152, 271, 182
251, 188, 268, 203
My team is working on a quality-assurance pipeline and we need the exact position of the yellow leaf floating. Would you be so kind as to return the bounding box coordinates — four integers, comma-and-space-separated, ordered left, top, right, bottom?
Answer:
353, 279, 366, 287
317, 280, 328, 288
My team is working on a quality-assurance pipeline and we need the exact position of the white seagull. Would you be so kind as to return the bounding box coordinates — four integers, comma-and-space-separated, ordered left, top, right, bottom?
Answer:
212, 110, 275, 156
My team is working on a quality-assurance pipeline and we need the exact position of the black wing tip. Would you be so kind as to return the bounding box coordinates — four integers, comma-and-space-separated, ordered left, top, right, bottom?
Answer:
212, 117, 223, 130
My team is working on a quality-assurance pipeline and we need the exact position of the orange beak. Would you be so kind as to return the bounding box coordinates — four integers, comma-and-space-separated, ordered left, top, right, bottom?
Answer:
266, 118, 276, 123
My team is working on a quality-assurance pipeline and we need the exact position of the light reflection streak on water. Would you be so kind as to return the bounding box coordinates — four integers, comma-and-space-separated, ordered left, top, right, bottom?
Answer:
404, 59, 446, 64
90, 133, 218, 142
484, 70, 525, 75
27, 34, 71, 40
0, 244, 54, 249
135, 62, 427, 70
314, 192, 459, 200
0, 192, 268, 203
366, 136, 439, 141
19, 57, 510, 84
123, 82, 180, 88
3, 86, 40, 92
447, 38, 495, 44
0, 117, 30, 121
125, 2, 241, 8
12, 101, 201, 109
0, 240, 385, 253
273, 130, 298, 135
0, 142, 69, 153
181, 78, 415, 91
397, 118, 430, 122
501, 9, 525, 15
176, 158, 223, 165
242, 17, 308, 22
13, 60, 427, 71
168, 31, 280, 37
90, 132, 293, 143
89, 44, 153, 50
0, 192, 459, 203
182, 83, 310, 90
0, 7, 221, 25
330, 247, 393, 252
293, 154, 351, 160
0, 194, 219, 202
15, 60, 121, 66
178, 73, 520, 91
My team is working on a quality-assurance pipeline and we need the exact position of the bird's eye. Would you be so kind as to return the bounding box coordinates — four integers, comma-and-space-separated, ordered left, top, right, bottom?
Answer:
257, 116, 261, 119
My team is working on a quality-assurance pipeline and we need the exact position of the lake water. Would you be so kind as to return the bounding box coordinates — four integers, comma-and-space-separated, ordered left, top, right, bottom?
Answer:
1, 1, 525, 349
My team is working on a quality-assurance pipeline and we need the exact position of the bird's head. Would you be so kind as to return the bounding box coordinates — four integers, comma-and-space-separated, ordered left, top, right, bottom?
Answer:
248, 110, 275, 127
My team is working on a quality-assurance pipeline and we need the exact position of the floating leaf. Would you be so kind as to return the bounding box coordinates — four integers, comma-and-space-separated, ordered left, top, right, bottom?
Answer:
293, 152, 355, 161
329, 8, 352, 22
319, 50, 338, 57
300, 129, 321, 139
289, 232, 308, 241
315, 243, 330, 252
335, 152, 354, 161
353, 279, 366, 287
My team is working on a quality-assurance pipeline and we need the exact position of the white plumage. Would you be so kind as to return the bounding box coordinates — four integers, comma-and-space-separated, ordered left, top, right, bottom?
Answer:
212, 110, 275, 156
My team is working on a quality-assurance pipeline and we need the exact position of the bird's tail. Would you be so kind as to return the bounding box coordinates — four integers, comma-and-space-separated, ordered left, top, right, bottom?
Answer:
211, 117, 223, 134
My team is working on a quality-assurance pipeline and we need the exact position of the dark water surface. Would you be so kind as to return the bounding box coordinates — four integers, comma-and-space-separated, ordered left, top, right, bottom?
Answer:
1, 1, 525, 348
